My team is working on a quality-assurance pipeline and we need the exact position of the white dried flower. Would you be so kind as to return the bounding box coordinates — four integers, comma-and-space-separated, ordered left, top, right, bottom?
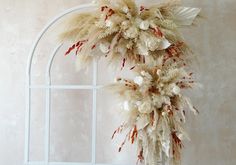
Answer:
105, 20, 114, 27
134, 76, 144, 86
139, 20, 150, 30
156, 69, 162, 76
138, 102, 153, 114
137, 32, 171, 55
137, 42, 149, 56
172, 85, 180, 95
162, 140, 170, 157
136, 32, 162, 55
136, 101, 142, 106
147, 38, 161, 51
135, 18, 142, 25
166, 84, 181, 96
158, 38, 171, 50
141, 71, 153, 82
117, 44, 127, 56
122, 6, 129, 13
123, 101, 130, 111
141, 71, 147, 76
162, 111, 167, 116
99, 42, 110, 54
140, 71, 152, 80
124, 26, 139, 39
152, 95, 171, 108
177, 133, 184, 141
121, 20, 130, 29
126, 40, 134, 49
160, 83, 164, 87
137, 33, 155, 54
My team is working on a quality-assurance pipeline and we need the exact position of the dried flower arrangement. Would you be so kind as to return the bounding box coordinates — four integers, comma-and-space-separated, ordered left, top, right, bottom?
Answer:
60, 0, 200, 70
60, 0, 201, 165
108, 59, 199, 165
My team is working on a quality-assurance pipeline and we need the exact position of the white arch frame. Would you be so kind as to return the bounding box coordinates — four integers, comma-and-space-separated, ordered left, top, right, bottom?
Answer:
24, 4, 107, 165
25, 3, 165, 165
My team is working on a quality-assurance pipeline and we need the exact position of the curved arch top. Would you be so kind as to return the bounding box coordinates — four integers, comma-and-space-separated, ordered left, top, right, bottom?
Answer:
26, 3, 96, 80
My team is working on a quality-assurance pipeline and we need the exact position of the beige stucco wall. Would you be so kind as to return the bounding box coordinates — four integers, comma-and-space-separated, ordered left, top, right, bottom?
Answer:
0, 0, 235, 165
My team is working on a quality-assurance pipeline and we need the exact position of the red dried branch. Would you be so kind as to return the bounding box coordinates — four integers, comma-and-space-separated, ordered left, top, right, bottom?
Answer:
136, 148, 144, 165
150, 27, 163, 38
65, 40, 88, 56
140, 6, 149, 12
65, 44, 76, 56
112, 124, 125, 139
166, 41, 184, 58
150, 111, 155, 126
121, 58, 126, 70
130, 66, 136, 70
115, 125, 138, 153
118, 129, 132, 152
101, 6, 108, 12
172, 131, 183, 149
91, 44, 96, 50
130, 125, 138, 144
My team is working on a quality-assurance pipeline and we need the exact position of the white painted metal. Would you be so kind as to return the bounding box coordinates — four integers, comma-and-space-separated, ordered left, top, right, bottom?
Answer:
29, 85, 103, 90
25, 4, 97, 165
92, 59, 98, 165
44, 44, 63, 164
28, 162, 129, 165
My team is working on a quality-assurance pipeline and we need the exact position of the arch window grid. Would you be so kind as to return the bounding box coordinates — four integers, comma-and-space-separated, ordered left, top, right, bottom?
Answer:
25, 4, 103, 165
25, 3, 164, 165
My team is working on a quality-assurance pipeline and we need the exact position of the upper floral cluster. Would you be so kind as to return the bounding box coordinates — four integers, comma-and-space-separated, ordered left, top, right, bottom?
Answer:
61, 0, 200, 70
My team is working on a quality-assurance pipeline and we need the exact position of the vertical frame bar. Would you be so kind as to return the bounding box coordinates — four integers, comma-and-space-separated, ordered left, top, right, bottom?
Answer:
45, 80, 51, 164
24, 81, 31, 164
92, 59, 98, 164
45, 45, 63, 164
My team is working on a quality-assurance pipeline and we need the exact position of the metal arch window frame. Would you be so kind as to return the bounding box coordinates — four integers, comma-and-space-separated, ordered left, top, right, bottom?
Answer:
24, 4, 106, 165
25, 3, 165, 165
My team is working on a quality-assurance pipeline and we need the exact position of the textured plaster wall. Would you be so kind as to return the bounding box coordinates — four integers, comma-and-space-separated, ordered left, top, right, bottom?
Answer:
0, 0, 235, 165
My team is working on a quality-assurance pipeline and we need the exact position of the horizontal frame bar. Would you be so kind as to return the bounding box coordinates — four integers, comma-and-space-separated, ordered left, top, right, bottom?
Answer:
29, 85, 104, 90
27, 162, 129, 165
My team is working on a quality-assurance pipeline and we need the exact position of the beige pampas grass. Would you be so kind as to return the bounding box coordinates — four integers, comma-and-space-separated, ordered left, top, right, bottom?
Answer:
59, 0, 201, 164
59, 0, 200, 70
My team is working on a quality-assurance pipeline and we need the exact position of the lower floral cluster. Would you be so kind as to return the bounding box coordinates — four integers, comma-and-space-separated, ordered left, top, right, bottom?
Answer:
108, 57, 198, 165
